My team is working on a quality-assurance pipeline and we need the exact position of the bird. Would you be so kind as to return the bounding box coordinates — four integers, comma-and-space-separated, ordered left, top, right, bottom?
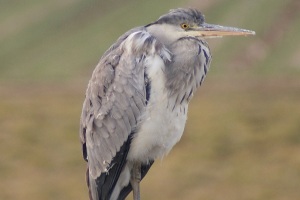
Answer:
79, 8, 255, 200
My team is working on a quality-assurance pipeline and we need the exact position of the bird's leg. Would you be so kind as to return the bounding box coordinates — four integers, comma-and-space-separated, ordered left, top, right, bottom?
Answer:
131, 162, 141, 200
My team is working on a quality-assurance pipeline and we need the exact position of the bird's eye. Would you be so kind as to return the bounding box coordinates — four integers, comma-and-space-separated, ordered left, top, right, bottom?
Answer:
181, 23, 190, 30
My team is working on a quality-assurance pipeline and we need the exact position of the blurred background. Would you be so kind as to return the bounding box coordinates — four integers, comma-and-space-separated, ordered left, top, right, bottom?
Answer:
1, 0, 300, 199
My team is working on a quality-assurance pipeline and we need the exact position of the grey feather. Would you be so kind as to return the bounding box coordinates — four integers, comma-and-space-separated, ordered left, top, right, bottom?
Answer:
79, 7, 255, 200
165, 37, 211, 104
80, 27, 169, 179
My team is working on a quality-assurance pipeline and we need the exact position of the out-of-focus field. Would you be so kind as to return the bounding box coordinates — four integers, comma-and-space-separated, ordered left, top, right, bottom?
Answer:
1, 0, 300, 200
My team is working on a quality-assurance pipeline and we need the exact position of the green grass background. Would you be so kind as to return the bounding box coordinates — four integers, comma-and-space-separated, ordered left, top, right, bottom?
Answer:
1, 0, 300, 199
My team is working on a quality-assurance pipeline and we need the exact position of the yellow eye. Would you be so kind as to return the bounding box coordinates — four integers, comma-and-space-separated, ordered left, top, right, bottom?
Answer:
181, 23, 190, 30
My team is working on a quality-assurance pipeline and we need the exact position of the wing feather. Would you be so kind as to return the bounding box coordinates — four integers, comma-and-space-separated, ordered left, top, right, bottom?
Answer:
125, 107, 136, 127
80, 28, 171, 180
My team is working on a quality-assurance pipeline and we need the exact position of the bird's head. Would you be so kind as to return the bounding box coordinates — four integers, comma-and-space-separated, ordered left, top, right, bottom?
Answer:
146, 8, 255, 45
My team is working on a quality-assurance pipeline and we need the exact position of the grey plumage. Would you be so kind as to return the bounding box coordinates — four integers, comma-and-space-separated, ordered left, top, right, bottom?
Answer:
80, 8, 254, 200
81, 28, 171, 177
156, 8, 205, 26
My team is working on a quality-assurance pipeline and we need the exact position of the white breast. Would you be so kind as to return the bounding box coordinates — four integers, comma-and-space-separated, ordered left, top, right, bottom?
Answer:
127, 54, 188, 163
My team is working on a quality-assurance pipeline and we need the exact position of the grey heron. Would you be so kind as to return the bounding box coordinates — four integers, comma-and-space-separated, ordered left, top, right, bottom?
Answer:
80, 8, 255, 200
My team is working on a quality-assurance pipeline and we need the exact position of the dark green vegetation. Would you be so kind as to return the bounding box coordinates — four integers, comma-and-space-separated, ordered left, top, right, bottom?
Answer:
1, 0, 300, 199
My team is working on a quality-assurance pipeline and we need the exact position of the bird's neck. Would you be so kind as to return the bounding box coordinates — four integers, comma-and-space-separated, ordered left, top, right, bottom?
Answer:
146, 24, 184, 47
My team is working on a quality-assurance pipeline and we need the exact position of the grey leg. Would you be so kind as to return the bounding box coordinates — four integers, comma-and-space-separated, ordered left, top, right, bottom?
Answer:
131, 162, 141, 200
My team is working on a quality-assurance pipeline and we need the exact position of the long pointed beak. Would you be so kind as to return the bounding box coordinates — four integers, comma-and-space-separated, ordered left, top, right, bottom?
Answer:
195, 23, 255, 38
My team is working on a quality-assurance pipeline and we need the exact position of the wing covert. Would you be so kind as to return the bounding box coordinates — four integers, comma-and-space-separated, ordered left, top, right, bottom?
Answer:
80, 29, 171, 179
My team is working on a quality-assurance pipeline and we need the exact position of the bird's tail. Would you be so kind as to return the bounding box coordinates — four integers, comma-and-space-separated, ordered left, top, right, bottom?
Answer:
85, 133, 153, 200
86, 161, 154, 200
87, 136, 132, 200
117, 161, 154, 200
